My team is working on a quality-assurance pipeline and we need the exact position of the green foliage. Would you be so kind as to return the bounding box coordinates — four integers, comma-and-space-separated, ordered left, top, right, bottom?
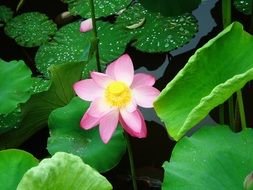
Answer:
17, 152, 112, 190
154, 22, 253, 140
0, 62, 83, 149
62, 0, 131, 18
0, 107, 21, 134
116, 3, 198, 53
97, 21, 132, 63
48, 97, 126, 172
0, 149, 38, 190
163, 126, 253, 190
139, 0, 201, 16
0, 5, 13, 26
36, 22, 92, 78
0, 59, 32, 114
4, 12, 57, 47
234, 0, 252, 15
30, 78, 51, 94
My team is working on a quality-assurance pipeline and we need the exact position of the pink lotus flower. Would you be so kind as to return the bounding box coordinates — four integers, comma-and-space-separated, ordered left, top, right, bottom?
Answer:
80, 18, 93, 32
73, 54, 160, 143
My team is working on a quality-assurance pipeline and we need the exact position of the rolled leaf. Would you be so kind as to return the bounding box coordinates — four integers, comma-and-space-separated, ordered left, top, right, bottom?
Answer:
155, 22, 253, 140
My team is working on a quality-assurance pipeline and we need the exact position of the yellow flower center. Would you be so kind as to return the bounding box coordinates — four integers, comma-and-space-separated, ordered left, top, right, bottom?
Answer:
105, 81, 131, 107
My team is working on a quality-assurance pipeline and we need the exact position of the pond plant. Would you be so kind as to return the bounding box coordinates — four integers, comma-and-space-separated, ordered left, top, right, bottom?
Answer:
1, 0, 253, 189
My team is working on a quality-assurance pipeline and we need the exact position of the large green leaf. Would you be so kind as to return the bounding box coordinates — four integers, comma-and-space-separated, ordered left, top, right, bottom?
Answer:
17, 152, 112, 190
0, 78, 49, 136
35, 22, 92, 77
154, 22, 253, 140
139, 0, 201, 17
4, 12, 57, 47
116, 3, 198, 53
163, 126, 253, 190
0, 5, 13, 26
0, 62, 83, 149
48, 97, 126, 172
0, 59, 32, 114
234, 0, 252, 15
0, 149, 38, 190
62, 0, 131, 18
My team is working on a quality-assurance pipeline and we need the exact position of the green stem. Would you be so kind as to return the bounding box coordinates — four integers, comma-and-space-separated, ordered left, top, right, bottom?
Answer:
237, 90, 247, 131
88, 0, 101, 72
219, 104, 225, 124
222, 0, 231, 28
124, 132, 138, 190
228, 96, 235, 129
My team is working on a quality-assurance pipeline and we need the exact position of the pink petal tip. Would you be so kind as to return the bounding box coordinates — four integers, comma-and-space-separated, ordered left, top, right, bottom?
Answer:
80, 18, 93, 32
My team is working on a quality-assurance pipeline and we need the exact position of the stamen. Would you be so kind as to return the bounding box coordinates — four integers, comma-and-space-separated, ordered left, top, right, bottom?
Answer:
105, 81, 131, 107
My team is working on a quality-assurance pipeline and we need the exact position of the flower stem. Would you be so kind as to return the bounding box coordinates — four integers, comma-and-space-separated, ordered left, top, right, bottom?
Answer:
222, 0, 231, 28
124, 132, 138, 190
228, 96, 235, 129
236, 90, 247, 131
88, 0, 101, 72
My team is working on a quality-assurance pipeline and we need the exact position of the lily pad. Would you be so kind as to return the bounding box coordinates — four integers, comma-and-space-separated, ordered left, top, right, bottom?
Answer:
36, 21, 131, 77
35, 22, 92, 78
154, 22, 253, 140
139, 0, 201, 16
0, 62, 83, 149
48, 97, 126, 172
234, 0, 252, 15
0, 149, 38, 190
0, 107, 22, 134
4, 12, 57, 47
97, 21, 132, 63
0, 5, 13, 26
62, 0, 131, 18
30, 77, 51, 94
17, 152, 112, 190
163, 126, 253, 190
117, 3, 198, 53
0, 59, 32, 114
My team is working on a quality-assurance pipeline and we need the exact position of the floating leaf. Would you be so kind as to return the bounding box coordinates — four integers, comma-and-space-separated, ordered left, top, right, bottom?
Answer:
163, 126, 253, 190
17, 152, 112, 190
154, 22, 253, 140
35, 22, 92, 77
139, 0, 201, 16
62, 0, 131, 18
36, 21, 131, 77
234, 0, 252, 15
48, 97, 126, 172
0, 149, 38, 190
97, 21, 132, 63
0, 107, 22, 135
4, 12, 57, 47
0, 59, 32, 114
117, 3, 198, 53
30, 78, 51, 94
0, 5, 13, 26
0, 62, 83, 149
